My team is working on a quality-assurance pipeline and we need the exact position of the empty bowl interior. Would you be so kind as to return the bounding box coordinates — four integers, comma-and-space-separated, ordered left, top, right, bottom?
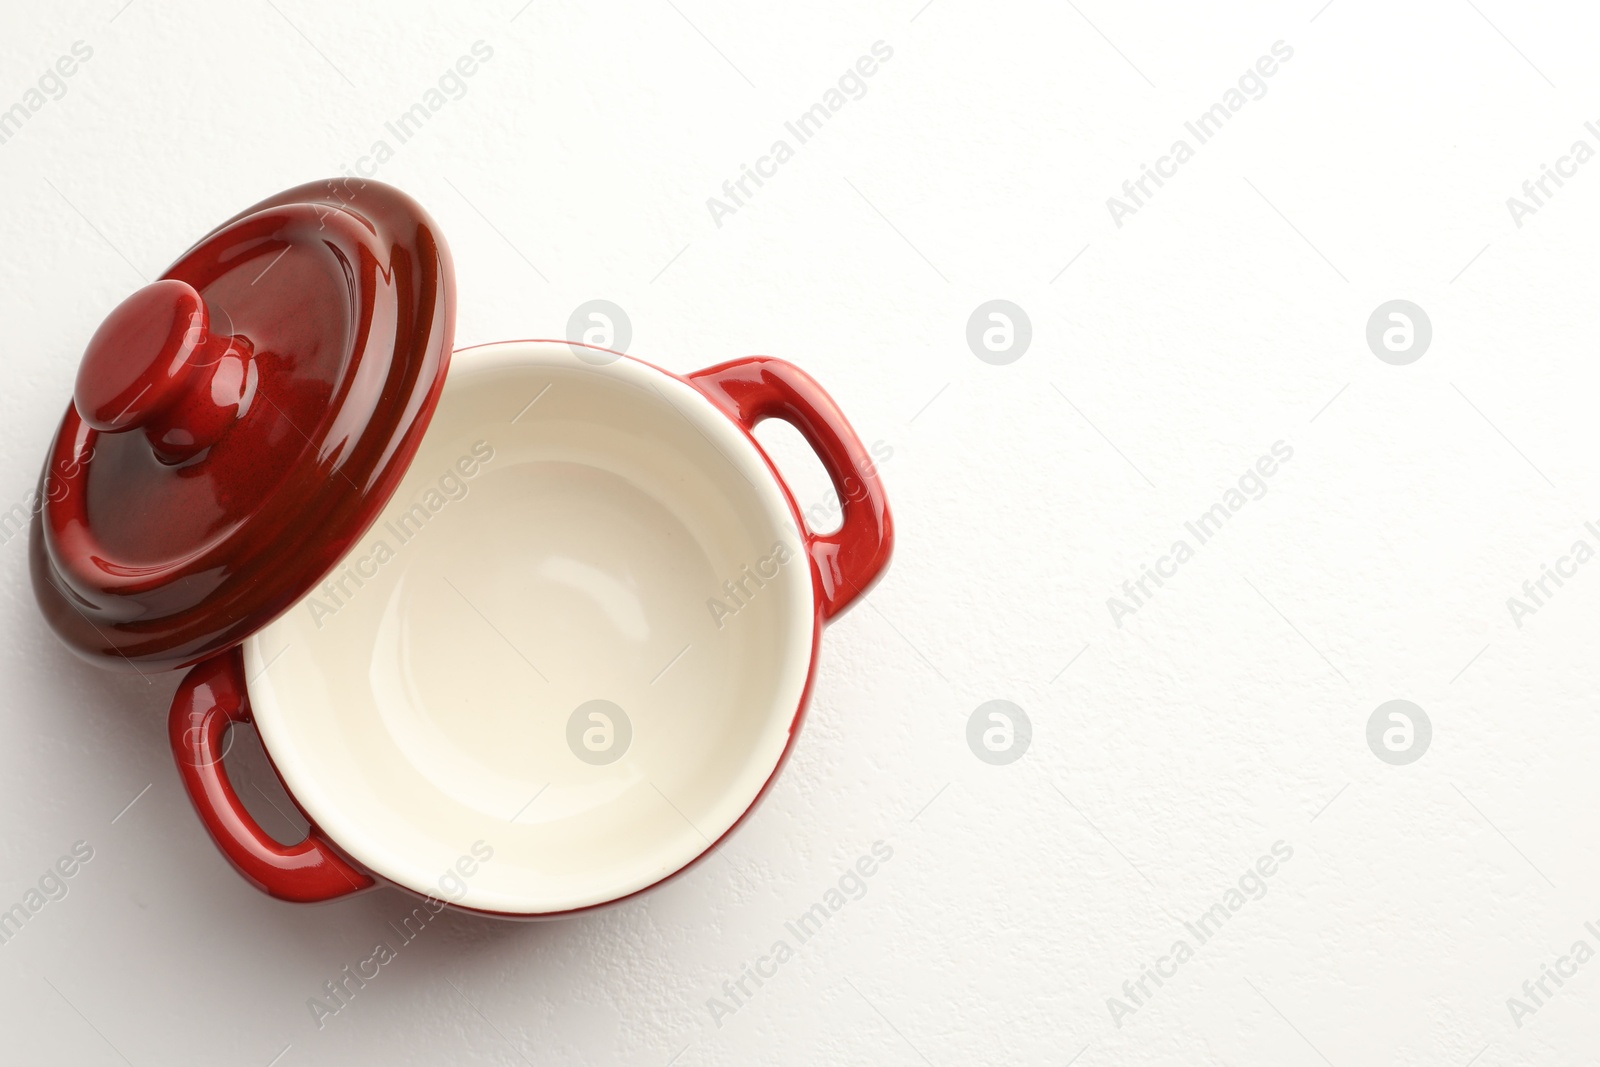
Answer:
245, 341, 815, 913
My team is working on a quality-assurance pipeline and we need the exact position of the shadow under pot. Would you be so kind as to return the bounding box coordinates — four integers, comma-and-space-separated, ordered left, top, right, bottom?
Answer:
31, 180, 893, 917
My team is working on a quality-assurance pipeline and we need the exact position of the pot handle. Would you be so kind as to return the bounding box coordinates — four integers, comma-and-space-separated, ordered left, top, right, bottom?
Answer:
169, 648, 375, 903
688, 357, 893, 621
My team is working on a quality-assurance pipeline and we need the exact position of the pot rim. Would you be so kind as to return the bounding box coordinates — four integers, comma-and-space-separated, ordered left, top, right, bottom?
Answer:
243, 340, 825, 915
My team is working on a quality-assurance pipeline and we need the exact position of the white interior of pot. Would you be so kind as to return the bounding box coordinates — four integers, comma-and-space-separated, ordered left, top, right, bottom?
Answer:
245, 341, 816, 914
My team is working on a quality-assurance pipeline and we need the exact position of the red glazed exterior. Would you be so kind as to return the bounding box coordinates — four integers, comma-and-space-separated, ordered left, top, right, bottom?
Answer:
687, 357, 893, 621
170, 648, 376, 903
168, 348, 894, 915
32, 180, 454, 672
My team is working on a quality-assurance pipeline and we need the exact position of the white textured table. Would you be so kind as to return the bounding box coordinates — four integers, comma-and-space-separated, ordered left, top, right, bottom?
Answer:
1, 1, 1595, 1064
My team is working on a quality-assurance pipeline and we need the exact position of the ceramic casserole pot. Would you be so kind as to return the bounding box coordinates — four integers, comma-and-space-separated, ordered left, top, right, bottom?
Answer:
31, 180, 893, 916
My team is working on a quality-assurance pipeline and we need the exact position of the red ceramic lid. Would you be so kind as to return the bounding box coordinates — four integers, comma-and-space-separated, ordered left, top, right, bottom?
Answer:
31, 180, 454, 671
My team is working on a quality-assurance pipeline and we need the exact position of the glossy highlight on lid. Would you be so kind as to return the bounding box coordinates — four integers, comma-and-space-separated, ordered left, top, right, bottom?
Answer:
74, 278, 261, 465
74, 279, 208, 432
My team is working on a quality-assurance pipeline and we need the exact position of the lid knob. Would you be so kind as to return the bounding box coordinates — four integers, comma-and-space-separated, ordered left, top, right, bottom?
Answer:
73, 279, 257, 464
